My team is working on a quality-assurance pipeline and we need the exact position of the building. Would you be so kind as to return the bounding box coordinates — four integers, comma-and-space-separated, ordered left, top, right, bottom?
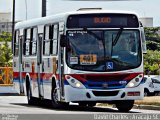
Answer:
0, 12, 12, 34
0, 12, 11, 22
139, 17, 153, 27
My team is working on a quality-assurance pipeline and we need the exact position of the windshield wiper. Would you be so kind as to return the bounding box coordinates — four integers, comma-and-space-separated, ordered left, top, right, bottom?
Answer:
83, 28, 102, 40
112, 28, 124, 46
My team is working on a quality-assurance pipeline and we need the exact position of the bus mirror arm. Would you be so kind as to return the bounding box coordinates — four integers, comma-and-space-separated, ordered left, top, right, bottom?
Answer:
60, 35, 67, 47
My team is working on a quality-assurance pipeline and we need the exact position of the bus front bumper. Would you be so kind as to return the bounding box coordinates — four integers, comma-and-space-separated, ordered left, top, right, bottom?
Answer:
64, 84, 144, 102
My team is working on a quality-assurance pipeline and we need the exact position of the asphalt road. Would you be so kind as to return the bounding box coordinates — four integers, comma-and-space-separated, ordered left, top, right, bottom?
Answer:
0, 96, 160, 120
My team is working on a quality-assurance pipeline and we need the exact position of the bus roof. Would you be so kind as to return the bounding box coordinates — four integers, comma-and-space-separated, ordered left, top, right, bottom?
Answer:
15, 10, 139, 29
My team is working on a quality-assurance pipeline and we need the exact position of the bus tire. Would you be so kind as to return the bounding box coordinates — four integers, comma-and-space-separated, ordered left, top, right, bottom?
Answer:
51, 87, 69, 109
51, 87, 61, 108
88, 102, 97, 107
26, 81, 34, 105
78, 102, 88, 107
115, 100, 134, 112
51, 80, 69, 109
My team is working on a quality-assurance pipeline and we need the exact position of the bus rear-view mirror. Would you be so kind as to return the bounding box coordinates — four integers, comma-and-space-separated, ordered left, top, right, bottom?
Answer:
60, 35, 67, 47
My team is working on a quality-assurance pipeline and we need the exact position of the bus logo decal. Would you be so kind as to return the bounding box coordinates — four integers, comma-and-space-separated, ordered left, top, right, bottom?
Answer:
102, 83, 108, 88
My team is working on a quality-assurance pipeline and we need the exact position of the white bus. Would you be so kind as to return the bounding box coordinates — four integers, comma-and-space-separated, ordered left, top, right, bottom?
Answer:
13, 9, 146, 112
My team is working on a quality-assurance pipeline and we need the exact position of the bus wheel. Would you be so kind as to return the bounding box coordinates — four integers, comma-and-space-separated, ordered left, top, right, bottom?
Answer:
26, 84, 34, 105
51, 88, 62, 108
78, 102, 88, 107
88, 102, 97, 107
51, 88, 69, 109
115, 100, 134, 112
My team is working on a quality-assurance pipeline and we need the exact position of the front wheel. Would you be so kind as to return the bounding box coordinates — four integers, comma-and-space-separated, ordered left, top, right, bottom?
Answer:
115, 100, 134, 112
78, 102, 97, 107
88, 102, 97, 107
78, 102, 88, 107
51, 88, 69, 109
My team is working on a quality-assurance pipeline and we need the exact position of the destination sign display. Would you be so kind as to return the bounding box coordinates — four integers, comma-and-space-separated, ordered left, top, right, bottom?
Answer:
67, 14, 139, 28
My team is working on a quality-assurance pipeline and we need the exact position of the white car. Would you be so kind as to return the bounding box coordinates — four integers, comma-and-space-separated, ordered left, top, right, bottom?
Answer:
151, 76, 160, 96
143, 75, 155, 96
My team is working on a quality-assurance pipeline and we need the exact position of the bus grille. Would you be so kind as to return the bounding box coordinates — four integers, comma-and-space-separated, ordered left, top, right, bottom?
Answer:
92, 90, 119, 97
87, 83, 124, 89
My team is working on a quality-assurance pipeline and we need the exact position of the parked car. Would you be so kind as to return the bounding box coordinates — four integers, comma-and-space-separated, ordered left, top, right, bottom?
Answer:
143, 75, 155, 96
151, 76, 160, 96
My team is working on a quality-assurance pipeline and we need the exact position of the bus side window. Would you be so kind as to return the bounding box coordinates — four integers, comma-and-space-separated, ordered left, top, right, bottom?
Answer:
14, 30, 19, 56
43, 25, 52, 55
24, 29, 31, 56
30, 28, 37, 55
51, 24, 58, 55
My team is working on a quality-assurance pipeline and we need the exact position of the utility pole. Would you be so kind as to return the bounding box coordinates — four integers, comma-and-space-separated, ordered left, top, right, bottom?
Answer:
42, 0, 46, 17
12, 0, 15, 50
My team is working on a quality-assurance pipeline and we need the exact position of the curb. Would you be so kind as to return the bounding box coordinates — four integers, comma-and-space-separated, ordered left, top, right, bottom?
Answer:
133, 104, 160, 111
0, 93, 19, 96
98, 104, 160, 111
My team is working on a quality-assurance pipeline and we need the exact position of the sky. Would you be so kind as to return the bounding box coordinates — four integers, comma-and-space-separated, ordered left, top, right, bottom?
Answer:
0, 0, 159, 26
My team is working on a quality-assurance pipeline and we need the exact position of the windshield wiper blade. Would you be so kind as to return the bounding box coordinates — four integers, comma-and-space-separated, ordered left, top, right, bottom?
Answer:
113, 28, 123, 46
83, 28, 102, 40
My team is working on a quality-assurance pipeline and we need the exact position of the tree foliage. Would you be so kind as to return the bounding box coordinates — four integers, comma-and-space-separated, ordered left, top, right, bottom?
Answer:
144, 27, 160, 50
144, 27, 160, 75
0, 32, 12, 66
144, 50, 160, 75
0, 32, 12, 42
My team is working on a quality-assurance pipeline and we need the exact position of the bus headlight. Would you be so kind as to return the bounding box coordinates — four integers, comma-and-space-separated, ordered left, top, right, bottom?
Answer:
65, 75, 86, 89
127, 81, 137, 88
126, 74, 143, 88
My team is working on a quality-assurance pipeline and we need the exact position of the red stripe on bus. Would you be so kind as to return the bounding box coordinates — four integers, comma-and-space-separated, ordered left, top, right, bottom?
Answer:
66, 72, 143, 82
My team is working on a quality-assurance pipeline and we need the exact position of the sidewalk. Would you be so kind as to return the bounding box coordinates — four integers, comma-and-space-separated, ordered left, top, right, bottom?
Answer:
0, 86, 19, 96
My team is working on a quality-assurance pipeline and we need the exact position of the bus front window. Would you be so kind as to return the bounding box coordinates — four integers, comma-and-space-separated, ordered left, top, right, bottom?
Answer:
66, 30, 141, 72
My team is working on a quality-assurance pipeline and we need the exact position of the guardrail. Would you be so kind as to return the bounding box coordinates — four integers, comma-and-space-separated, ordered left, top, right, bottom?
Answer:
0, 67, 13, 86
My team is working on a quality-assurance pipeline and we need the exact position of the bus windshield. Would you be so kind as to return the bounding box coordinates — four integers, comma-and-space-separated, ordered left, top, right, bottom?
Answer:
66, 30, 141, 72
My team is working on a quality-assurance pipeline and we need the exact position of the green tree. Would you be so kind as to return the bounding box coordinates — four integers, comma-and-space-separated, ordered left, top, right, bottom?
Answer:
144, 50, 160, 75
0, 31, 12, 42
144, 27, 160, 50
144, 27, 160, 75
0, 32, 12, 66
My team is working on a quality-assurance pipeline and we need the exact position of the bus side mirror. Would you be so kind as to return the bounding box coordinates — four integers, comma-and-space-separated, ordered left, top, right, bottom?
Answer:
60, 35, 67, 47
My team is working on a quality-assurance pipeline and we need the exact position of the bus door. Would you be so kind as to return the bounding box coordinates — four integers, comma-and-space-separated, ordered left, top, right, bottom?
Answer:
36, 33, 44, 98
58, 22, 65, 100
42, 24, 59, 99
13, 31, 23, 95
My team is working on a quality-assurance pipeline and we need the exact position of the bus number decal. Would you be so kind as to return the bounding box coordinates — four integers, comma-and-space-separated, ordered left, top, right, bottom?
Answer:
80, 54, 97, 65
